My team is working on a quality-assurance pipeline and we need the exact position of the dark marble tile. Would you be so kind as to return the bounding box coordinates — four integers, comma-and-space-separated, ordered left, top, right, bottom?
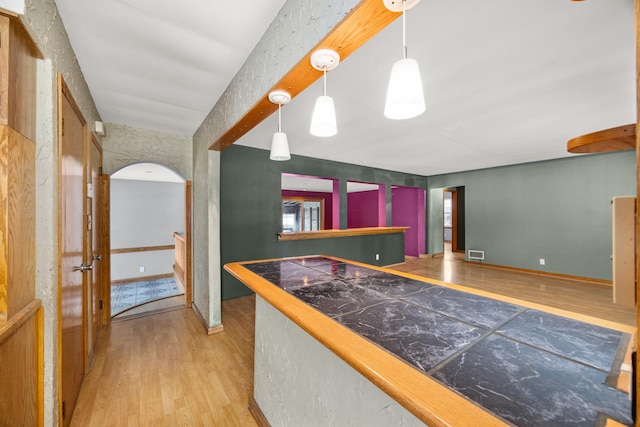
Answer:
337, 300, 486, 372
242, 260, 289, 275
312, 262, 392, 281
403, 287, 523, 329
497, 309, 627, 372
261, 265, 334, 292
351, 275, 433, 297
433, 335, 633, 427
289, 279, 390, 317
288, 256, 335, 268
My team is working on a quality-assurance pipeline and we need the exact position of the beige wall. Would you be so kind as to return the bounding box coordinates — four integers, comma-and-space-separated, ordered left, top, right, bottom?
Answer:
101, 122, 192, 178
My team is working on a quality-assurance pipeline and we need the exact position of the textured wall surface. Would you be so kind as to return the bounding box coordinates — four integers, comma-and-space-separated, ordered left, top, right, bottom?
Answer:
428, 151, 636, 280
254, 296, 425, 426
101, 122, 192, 178
23, 0, 103, 424
191, 0, 360, 326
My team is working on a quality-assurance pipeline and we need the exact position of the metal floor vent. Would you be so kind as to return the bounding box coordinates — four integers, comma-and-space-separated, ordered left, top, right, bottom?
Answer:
468, 250, 485, 260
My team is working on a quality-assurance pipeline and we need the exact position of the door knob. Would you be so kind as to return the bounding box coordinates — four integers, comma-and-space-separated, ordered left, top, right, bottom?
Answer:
74, 263, 93, 272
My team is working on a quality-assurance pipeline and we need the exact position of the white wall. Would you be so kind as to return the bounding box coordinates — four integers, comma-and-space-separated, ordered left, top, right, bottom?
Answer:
110, 179, 184, 281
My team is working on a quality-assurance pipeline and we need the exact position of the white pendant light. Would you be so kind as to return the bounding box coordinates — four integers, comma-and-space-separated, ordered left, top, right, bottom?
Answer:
383, 0, 425, 120
310, 49, 340, 137
269, 91, 291, 161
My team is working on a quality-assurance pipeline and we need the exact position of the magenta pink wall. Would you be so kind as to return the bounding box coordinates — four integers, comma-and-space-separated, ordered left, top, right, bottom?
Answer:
332, 179, 340, 229
392, 187, 426, 257
282, 190, 333, 230
348, 190, 379, 228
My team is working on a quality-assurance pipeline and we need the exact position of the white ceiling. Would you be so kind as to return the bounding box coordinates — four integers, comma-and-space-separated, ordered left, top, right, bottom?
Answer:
56, 0, 636, 179
55, 0, 288, 135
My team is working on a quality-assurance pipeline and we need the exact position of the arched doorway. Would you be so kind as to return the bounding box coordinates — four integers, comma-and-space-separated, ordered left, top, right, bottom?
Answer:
108, 162, 191, 320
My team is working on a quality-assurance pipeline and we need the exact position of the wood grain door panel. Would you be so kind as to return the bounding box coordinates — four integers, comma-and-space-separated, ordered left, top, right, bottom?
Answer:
59, 76, 86, 427
89, 134, 102, 359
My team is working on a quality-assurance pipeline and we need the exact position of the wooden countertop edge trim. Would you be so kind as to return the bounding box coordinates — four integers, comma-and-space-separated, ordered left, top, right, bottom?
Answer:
277, 226, 408, 241
0, 299, 42, 345
225, 261, 508, 427
567, 123, 636, 154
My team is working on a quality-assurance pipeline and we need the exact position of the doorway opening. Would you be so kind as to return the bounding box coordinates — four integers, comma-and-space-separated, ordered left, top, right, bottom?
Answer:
443, 187, 465, 259
109, 162, 191, 321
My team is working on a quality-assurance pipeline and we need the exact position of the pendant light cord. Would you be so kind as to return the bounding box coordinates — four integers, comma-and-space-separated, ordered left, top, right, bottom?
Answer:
323, 67, 327, 96
277, 103, 282, 132
402, 0, 407, 59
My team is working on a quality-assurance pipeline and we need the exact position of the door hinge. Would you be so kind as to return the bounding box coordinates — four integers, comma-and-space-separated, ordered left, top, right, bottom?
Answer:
62, 400, 66, 420
99, 300, 103, 310
61, 118, 65, 136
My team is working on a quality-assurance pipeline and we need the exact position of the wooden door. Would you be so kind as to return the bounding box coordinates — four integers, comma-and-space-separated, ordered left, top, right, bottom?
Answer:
101, 175, 111, 324
88, 134, 103, 361
58, 75, 87, 426
450, 190, 458, 253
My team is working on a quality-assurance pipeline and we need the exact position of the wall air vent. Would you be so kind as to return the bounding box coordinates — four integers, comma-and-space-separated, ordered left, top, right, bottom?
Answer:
468, 250, 485, 260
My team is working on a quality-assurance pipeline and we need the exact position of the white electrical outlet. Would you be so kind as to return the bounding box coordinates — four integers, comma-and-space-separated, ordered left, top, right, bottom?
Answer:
375, 254, 380, 261
139, 266, 145, 273
539, 259, 545, 266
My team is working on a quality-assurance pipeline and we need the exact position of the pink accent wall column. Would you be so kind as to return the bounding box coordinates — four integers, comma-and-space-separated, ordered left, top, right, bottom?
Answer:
392, 186, 426, 257
418, 189, 426, 254
332, 179, 340, 229
378, 184, 387, 226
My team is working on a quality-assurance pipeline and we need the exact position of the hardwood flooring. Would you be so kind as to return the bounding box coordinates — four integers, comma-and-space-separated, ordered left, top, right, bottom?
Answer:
70, 254, 636, 426
70, 296, 257, 427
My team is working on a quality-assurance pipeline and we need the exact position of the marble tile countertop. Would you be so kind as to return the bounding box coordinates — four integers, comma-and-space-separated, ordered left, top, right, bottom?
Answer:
241, 256, 633, 427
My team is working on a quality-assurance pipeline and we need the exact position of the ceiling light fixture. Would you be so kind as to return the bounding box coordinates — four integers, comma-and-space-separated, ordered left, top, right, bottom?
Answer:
383, 0, 425, 120
310, 49, 340, 137
269, 91, 292, 161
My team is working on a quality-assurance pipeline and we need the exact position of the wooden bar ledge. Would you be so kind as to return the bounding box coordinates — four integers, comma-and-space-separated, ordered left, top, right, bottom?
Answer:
277, 226, 408, 241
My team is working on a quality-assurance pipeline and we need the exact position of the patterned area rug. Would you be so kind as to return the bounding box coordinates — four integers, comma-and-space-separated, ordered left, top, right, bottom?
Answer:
111, 277, 183, 316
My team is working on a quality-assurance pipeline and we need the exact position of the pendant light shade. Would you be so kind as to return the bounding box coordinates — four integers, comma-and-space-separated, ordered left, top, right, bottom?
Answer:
309, 49, 340, 137
310, 95, 337, 137
384, 58, 425, 120
383, 0, 424, 120
268, 90, 292, 161
270, 131, 290, 161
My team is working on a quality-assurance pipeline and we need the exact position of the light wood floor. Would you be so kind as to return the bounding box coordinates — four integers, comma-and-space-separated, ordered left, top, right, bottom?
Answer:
70, 295, 257, 427
70, 254, 636, 426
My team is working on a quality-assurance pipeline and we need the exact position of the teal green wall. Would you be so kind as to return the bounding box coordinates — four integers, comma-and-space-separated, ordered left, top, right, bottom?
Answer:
220, 145, 428, 300
427, 151, 636, 281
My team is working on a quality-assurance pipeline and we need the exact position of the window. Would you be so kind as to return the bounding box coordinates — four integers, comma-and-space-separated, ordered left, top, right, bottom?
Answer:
444, 196, 453, 227
282, 197, 324, 232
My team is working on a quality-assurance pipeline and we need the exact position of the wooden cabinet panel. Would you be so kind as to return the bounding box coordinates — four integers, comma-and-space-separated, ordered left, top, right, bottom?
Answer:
0, 15, 37, 142
0, 125, 35, 321
0, 301, 43, 427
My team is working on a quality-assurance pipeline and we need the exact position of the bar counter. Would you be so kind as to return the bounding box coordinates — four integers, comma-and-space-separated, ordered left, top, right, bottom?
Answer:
225, 255, 634, 426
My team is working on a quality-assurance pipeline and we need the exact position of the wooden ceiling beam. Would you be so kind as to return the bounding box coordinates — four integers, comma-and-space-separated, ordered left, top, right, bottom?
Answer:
210, 0, 400, 151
